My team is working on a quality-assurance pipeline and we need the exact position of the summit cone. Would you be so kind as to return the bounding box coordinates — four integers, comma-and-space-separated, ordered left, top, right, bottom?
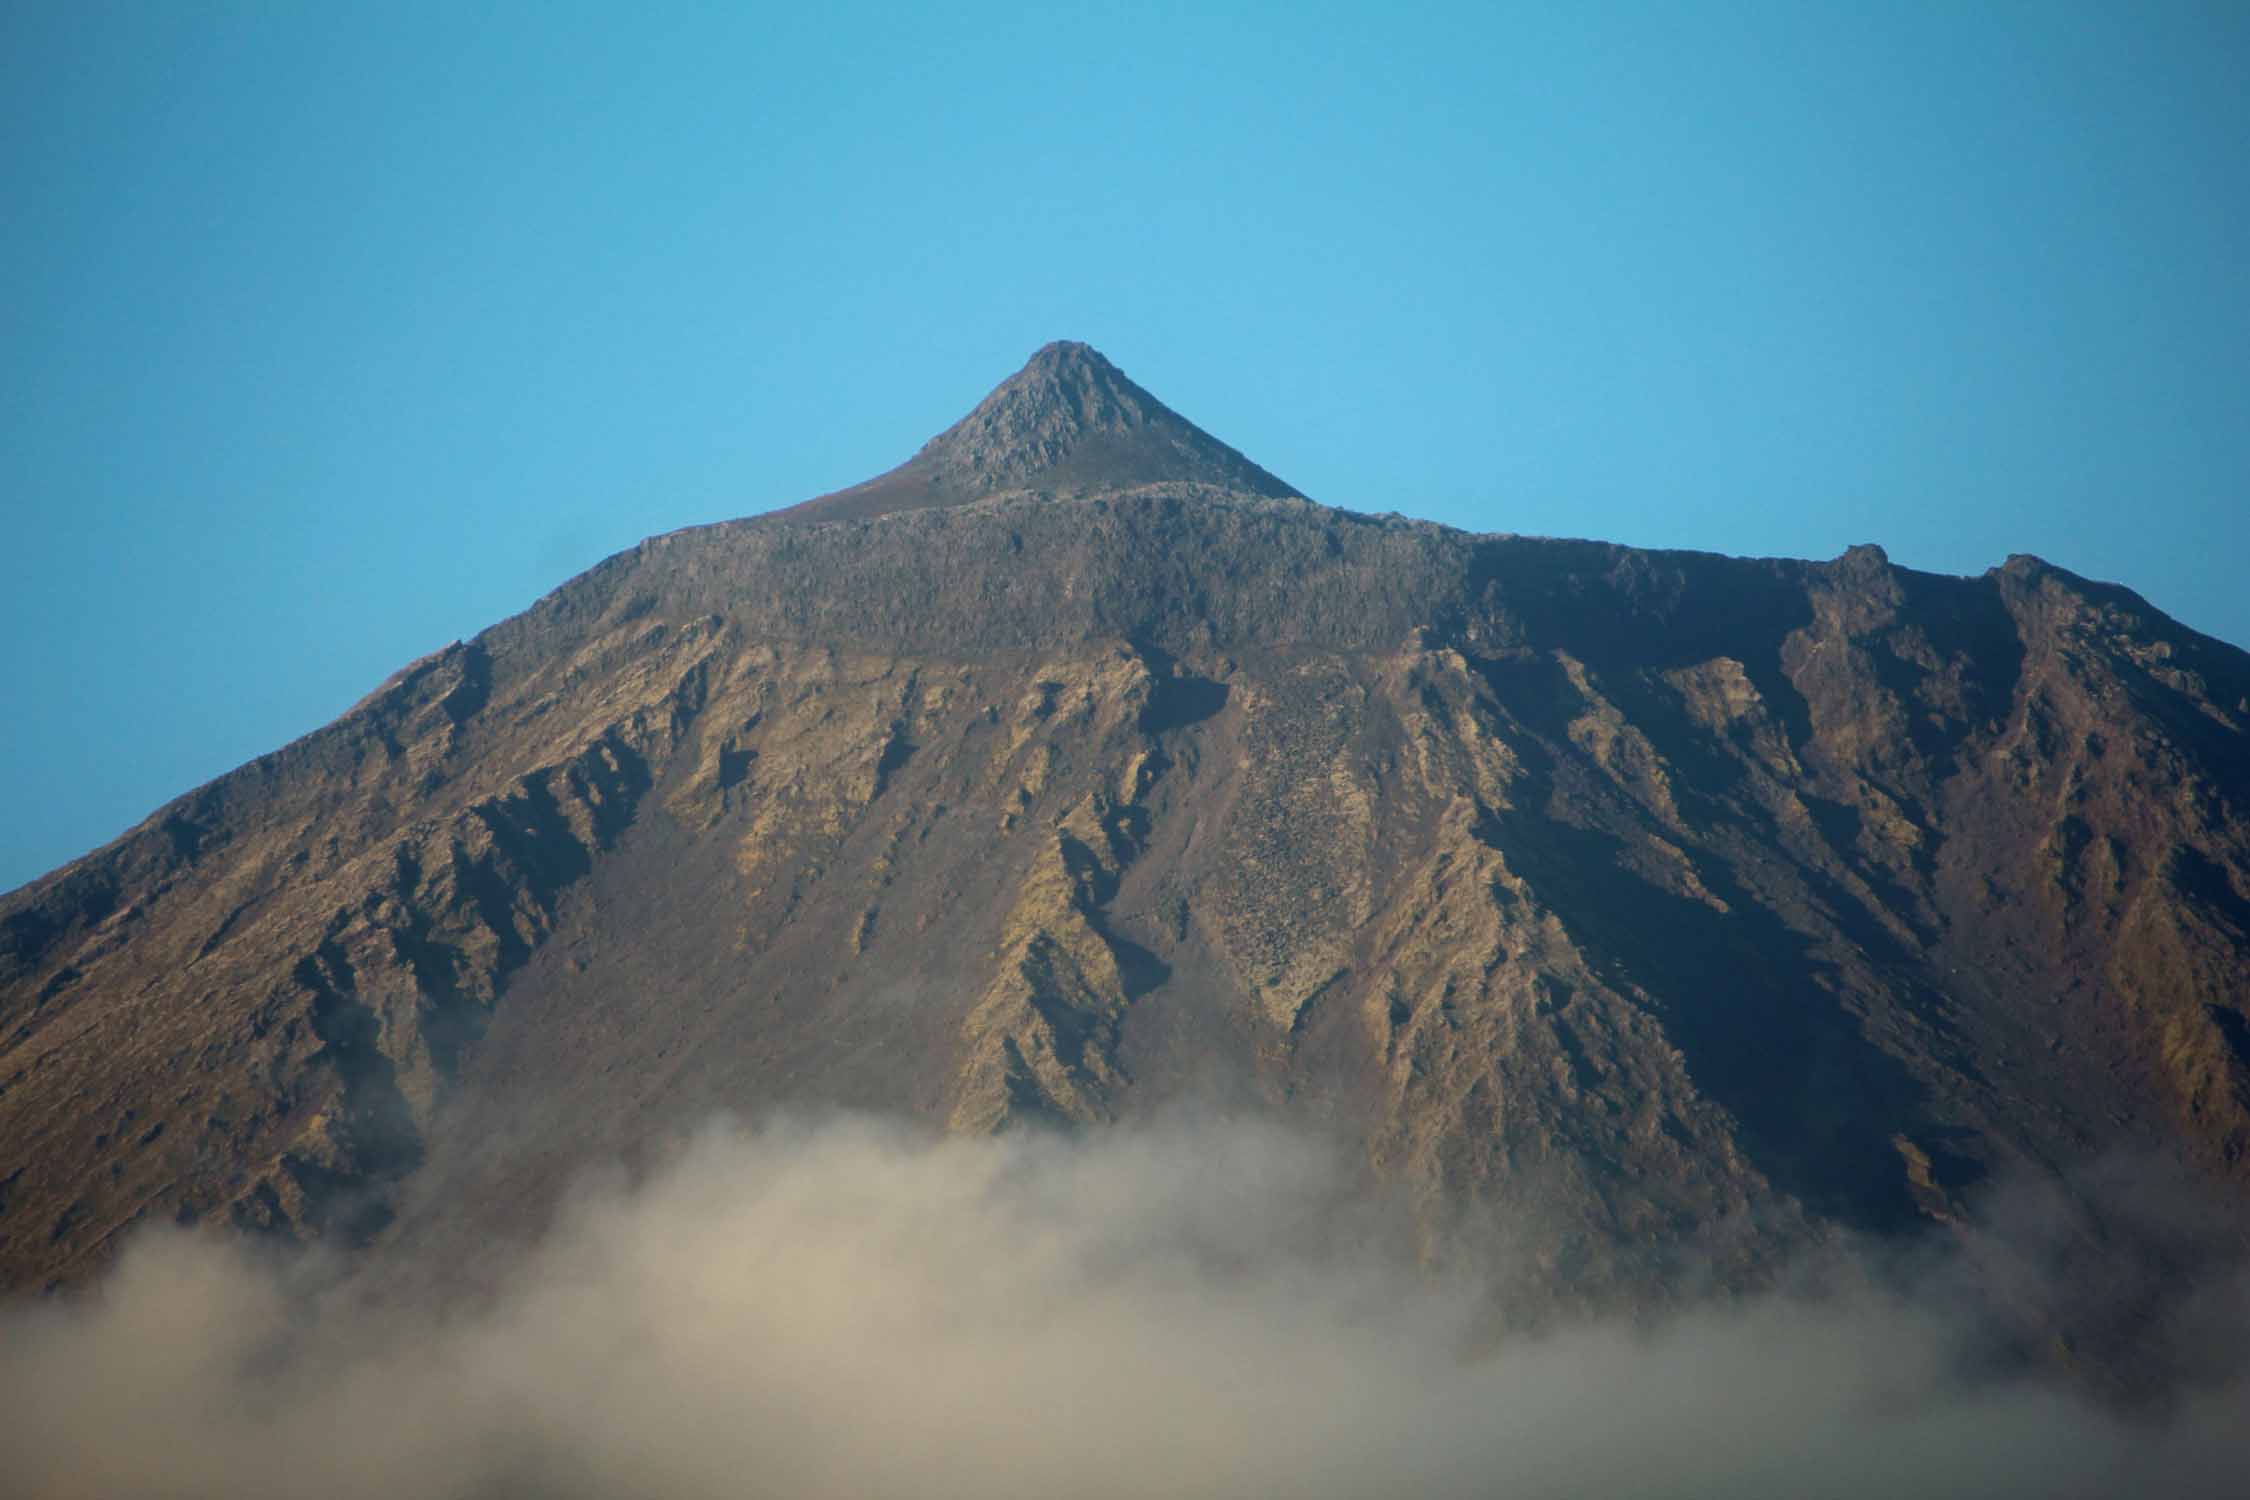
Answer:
772, 341, 1302, 523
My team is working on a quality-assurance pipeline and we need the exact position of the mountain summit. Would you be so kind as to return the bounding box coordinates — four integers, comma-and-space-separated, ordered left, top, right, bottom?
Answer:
772, 341, 1301, 523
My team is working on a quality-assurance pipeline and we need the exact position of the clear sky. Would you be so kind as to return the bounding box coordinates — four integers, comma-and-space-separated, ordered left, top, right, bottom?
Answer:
4, 1, 2246, 892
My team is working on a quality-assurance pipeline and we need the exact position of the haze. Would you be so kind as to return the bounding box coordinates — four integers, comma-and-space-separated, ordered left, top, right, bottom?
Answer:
5, 1115, 2248, 1500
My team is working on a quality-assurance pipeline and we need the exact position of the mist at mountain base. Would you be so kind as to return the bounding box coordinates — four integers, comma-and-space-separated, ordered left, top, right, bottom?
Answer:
5, 1111, 2247, 1500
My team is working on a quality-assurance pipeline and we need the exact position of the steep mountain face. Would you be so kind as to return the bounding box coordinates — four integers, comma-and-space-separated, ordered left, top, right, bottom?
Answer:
5, 347, 2249, 1340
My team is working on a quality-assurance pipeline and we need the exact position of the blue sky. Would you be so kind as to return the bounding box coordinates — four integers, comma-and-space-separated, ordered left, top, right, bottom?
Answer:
4, 1, 2246, 891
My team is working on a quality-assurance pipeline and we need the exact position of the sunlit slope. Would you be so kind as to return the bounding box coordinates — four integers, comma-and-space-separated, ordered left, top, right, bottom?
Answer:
5, 349, 2249, 1327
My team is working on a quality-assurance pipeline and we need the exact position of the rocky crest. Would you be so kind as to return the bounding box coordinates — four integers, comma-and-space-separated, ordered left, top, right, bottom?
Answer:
4, 347, 2249, 1370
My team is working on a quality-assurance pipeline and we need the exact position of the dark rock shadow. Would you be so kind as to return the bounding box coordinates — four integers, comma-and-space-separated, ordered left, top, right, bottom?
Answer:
1132, 638, 1230, 735
1494, 806, 1932, 1230
1452, 658, 1942, 1232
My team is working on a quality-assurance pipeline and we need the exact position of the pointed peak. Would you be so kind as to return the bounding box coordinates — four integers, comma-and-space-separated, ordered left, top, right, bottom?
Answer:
1010, 340, 1129, 383
773, 343, 1302, 524
922, 341, 1165, 464
1023, 338, 1110, 368
984, 340, 1177, 415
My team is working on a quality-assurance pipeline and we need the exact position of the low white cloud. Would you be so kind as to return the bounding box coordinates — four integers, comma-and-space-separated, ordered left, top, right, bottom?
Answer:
3, 1114, 2245, 1498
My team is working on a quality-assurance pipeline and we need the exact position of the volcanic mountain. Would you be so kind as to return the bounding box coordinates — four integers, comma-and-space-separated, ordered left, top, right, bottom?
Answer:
5, 344, 2250, 1358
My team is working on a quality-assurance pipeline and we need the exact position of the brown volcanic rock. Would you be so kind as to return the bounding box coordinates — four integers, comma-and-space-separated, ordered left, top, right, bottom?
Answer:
5, 347, 2250, 1340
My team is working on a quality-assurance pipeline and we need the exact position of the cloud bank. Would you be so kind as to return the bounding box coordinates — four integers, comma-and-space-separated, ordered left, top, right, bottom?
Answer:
3, 1115, 2246, 1498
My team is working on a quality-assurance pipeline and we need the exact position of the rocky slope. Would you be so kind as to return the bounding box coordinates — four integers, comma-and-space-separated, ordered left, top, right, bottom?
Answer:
5, 346, 2249, 1352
